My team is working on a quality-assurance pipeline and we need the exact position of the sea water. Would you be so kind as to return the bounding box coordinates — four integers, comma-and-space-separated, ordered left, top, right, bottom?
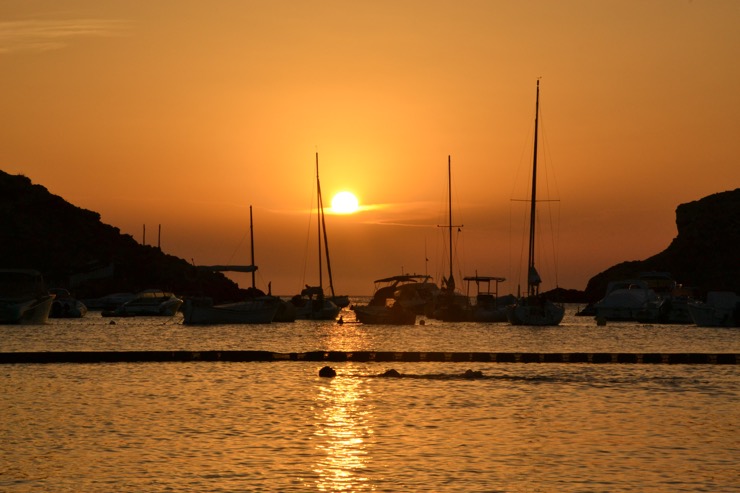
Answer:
1, 303, 738, 492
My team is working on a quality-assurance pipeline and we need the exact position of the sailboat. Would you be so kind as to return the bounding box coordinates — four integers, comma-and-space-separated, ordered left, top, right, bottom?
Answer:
431, 156, 472, 322
290, 153, 343, 320
506, 80, 565, 326
245, 206, 296, 322
316, 159, 350, 309
182, 206, 287, 325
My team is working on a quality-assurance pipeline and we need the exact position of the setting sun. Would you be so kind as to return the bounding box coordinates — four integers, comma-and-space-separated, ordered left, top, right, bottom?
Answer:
331, 191, 359, 214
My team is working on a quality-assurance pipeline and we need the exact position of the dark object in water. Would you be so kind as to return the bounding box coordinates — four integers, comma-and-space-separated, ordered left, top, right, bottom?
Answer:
318, 366, 336, 378
463, 369, 483, 379
380, 368, 401, 378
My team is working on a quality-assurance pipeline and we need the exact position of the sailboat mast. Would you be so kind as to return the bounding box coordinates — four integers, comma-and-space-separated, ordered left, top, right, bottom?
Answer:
528, 80, 540, 297
249, 205, 256, 289
315, 152, 323, 290
447, 155, 454, 286
318, 179, 336, 298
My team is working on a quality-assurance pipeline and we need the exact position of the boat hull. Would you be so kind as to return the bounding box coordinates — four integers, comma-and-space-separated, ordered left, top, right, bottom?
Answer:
104, 290, 183, 317
182, 300, 277, 325
0, 295, 54, 325
352, 305, 417, 325
291, 298, 340, 320
688, 294, 740, 327
50, 299, 88, 318
506, 299, 565, 326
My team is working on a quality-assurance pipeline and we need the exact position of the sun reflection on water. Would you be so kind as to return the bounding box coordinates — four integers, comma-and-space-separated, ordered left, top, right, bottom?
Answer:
312, 371, 373, 491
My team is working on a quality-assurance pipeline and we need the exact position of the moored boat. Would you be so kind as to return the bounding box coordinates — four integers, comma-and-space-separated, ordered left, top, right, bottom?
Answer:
688, 291, 740, 327
103, 289, 183, 317
593, 279, 658, 321
290, 153, 345, 320
49, 288, 88, 318
464, 276, 513, 322
0, 269, 55, 324
290, 286, 341, 320
182, 297, 278, 325
430, 156, 472, 322
352, 275, 420, 325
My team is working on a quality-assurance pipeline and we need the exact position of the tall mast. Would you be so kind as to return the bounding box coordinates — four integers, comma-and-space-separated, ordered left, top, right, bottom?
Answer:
249, 205, 256, 289
315, 152, 323, 291
437, 155, 462, 292
447, 155, 454, 288
528, 80, 540, 297
318, 172, 336, 298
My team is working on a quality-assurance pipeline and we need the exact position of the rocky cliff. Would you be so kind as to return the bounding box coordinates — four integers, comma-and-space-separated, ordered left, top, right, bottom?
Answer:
0, 171, 244, 303
583, 188, 740, 301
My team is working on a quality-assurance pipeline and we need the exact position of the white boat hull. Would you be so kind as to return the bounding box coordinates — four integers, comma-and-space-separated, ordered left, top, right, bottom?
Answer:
0, 295, 54, 325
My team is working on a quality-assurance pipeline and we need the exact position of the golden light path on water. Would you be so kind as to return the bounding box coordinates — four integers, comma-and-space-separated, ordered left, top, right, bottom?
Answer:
312, 370, 373, 491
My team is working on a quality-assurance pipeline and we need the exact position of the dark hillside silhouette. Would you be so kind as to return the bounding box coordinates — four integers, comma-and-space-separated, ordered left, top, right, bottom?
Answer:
0, 171, 243, 303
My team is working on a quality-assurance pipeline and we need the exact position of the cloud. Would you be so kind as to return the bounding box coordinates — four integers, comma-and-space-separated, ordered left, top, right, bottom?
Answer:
0, 19, 130, 54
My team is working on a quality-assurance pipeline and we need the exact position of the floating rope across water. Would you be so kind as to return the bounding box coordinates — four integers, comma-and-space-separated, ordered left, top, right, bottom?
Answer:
0, 351, 737, 365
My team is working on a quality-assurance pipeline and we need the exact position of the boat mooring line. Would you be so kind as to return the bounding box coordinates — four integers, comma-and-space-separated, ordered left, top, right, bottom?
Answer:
0, 351, 737, 365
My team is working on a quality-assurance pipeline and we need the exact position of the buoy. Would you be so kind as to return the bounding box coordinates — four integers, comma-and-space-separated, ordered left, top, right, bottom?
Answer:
318, 366, 336, 378
109, 320, 116, 325
419, 319, 426, 325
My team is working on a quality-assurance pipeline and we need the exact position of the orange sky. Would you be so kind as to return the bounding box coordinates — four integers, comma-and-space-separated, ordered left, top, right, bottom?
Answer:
2, 1, 739, 296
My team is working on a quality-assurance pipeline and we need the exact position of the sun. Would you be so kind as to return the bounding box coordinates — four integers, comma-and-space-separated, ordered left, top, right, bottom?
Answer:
330, 191, 360, 214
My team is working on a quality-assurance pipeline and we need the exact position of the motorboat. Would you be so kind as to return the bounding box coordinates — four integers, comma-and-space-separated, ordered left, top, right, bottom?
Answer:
0, 269, 55, 324
383, 274, 439, 314
353, 299, 417, 325
593, 279, 659, 321
464, 276, 514, 322
506, 80, 564, 326
49, 288, 88, 318
594, 272, 686, 322
688, 291, 740, 327
182, 297, 278, 325
352, 275, 421, 325
103, 289, 183, 316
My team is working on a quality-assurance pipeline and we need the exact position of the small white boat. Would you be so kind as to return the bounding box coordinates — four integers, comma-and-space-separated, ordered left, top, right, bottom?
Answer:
0, 269, 55, 324
688, 291, 740, 327
594, 279, 659, 321
182, 298, 278, 325
49, 288, 88, 318
104, 289, 183, 316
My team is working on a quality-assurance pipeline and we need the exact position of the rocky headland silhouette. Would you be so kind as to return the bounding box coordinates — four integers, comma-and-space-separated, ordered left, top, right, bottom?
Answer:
1, 170, 737, 302
1, 171, 244, 304
582, 188, 740, 301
